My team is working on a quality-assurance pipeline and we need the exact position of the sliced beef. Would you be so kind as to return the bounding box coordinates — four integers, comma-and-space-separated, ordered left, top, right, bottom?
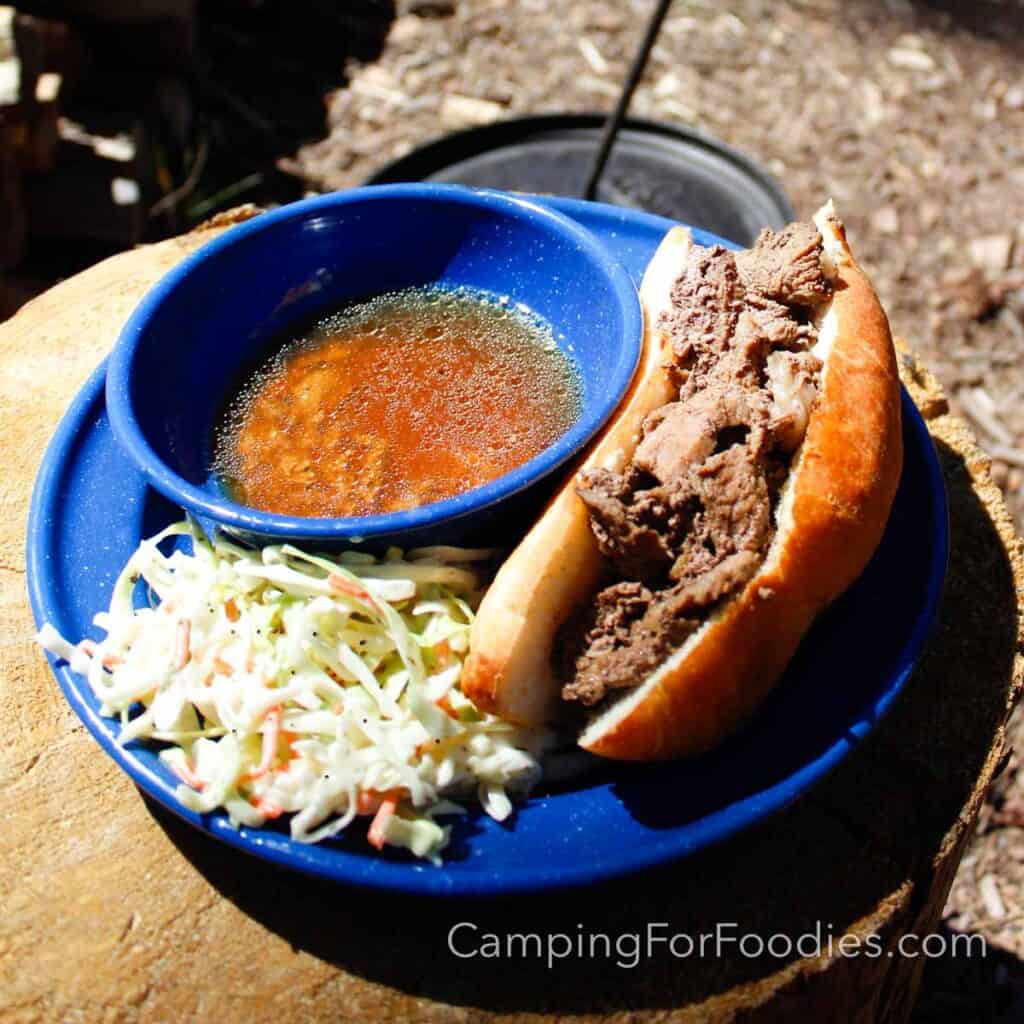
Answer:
560, 581, 700, 705
577, 446, 773, 592
660, 246, 744, 380
576, 468, 692, 580
669, 445, 772, 585
633, 401, 716, 483
735, 222, 830, 309
669, 550, 762, 611
560, 220, 831, 709
578, 387, 774, 582
745, 293, 818, 351
633, 383, 772, 485
560, 549, 763, 706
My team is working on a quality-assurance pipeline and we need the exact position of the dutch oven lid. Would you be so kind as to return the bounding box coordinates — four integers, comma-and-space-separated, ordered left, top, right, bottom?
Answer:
366, 114, 795, 247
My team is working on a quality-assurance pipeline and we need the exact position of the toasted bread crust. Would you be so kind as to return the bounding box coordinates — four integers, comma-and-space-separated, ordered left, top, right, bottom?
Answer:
580, 210, 903, 759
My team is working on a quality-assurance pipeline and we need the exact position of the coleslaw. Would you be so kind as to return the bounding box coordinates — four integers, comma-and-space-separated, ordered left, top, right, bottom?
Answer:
36, 518, 548, 863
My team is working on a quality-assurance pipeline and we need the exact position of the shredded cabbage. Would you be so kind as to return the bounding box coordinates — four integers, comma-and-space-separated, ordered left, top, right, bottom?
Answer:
37, 518, 548, 864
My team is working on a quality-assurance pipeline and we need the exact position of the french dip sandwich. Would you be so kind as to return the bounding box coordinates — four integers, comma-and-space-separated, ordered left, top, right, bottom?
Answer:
463, 202, 903, 760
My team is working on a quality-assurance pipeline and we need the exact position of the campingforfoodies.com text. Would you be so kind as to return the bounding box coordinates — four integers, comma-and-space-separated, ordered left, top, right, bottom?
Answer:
446, 922, 986, 970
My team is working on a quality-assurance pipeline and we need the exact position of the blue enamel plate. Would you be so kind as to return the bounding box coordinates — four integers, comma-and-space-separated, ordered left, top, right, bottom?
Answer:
26, 197, 948, 897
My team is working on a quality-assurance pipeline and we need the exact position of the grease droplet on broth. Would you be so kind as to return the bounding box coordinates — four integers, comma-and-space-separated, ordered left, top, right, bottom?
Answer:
213, 287, 581, 518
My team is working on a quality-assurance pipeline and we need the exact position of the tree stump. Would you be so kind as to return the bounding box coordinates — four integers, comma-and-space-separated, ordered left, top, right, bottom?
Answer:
1, 208, 1020, 1023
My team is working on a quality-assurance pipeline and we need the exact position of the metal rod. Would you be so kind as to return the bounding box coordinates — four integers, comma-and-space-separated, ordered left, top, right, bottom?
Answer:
582, 0, 675, 201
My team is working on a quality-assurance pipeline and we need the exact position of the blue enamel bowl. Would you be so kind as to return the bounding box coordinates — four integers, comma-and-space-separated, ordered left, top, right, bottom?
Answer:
105, 184, 642, 548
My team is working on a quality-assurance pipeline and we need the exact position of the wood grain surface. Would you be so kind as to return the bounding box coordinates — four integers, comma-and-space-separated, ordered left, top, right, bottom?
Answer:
1, 210, 1020, 1023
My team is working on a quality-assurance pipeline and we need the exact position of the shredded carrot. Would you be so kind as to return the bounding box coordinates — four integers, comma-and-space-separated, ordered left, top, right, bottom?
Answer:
328, 574, 381, 613
212, 655, 234, 676
435, 639, 452, 666
170, 756, 206, 790
225, 598, 240, 622
367, 796, 398, 849
355, 787, 404, 816
435, 694, 460, 721
245, 706, 281, 780
174, 619, 191, 670
328, 574, 370, 601
81, 639, 123, 670
250, 796, 283, 819
276, 734, 299, 772
415, 733, 466, 758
